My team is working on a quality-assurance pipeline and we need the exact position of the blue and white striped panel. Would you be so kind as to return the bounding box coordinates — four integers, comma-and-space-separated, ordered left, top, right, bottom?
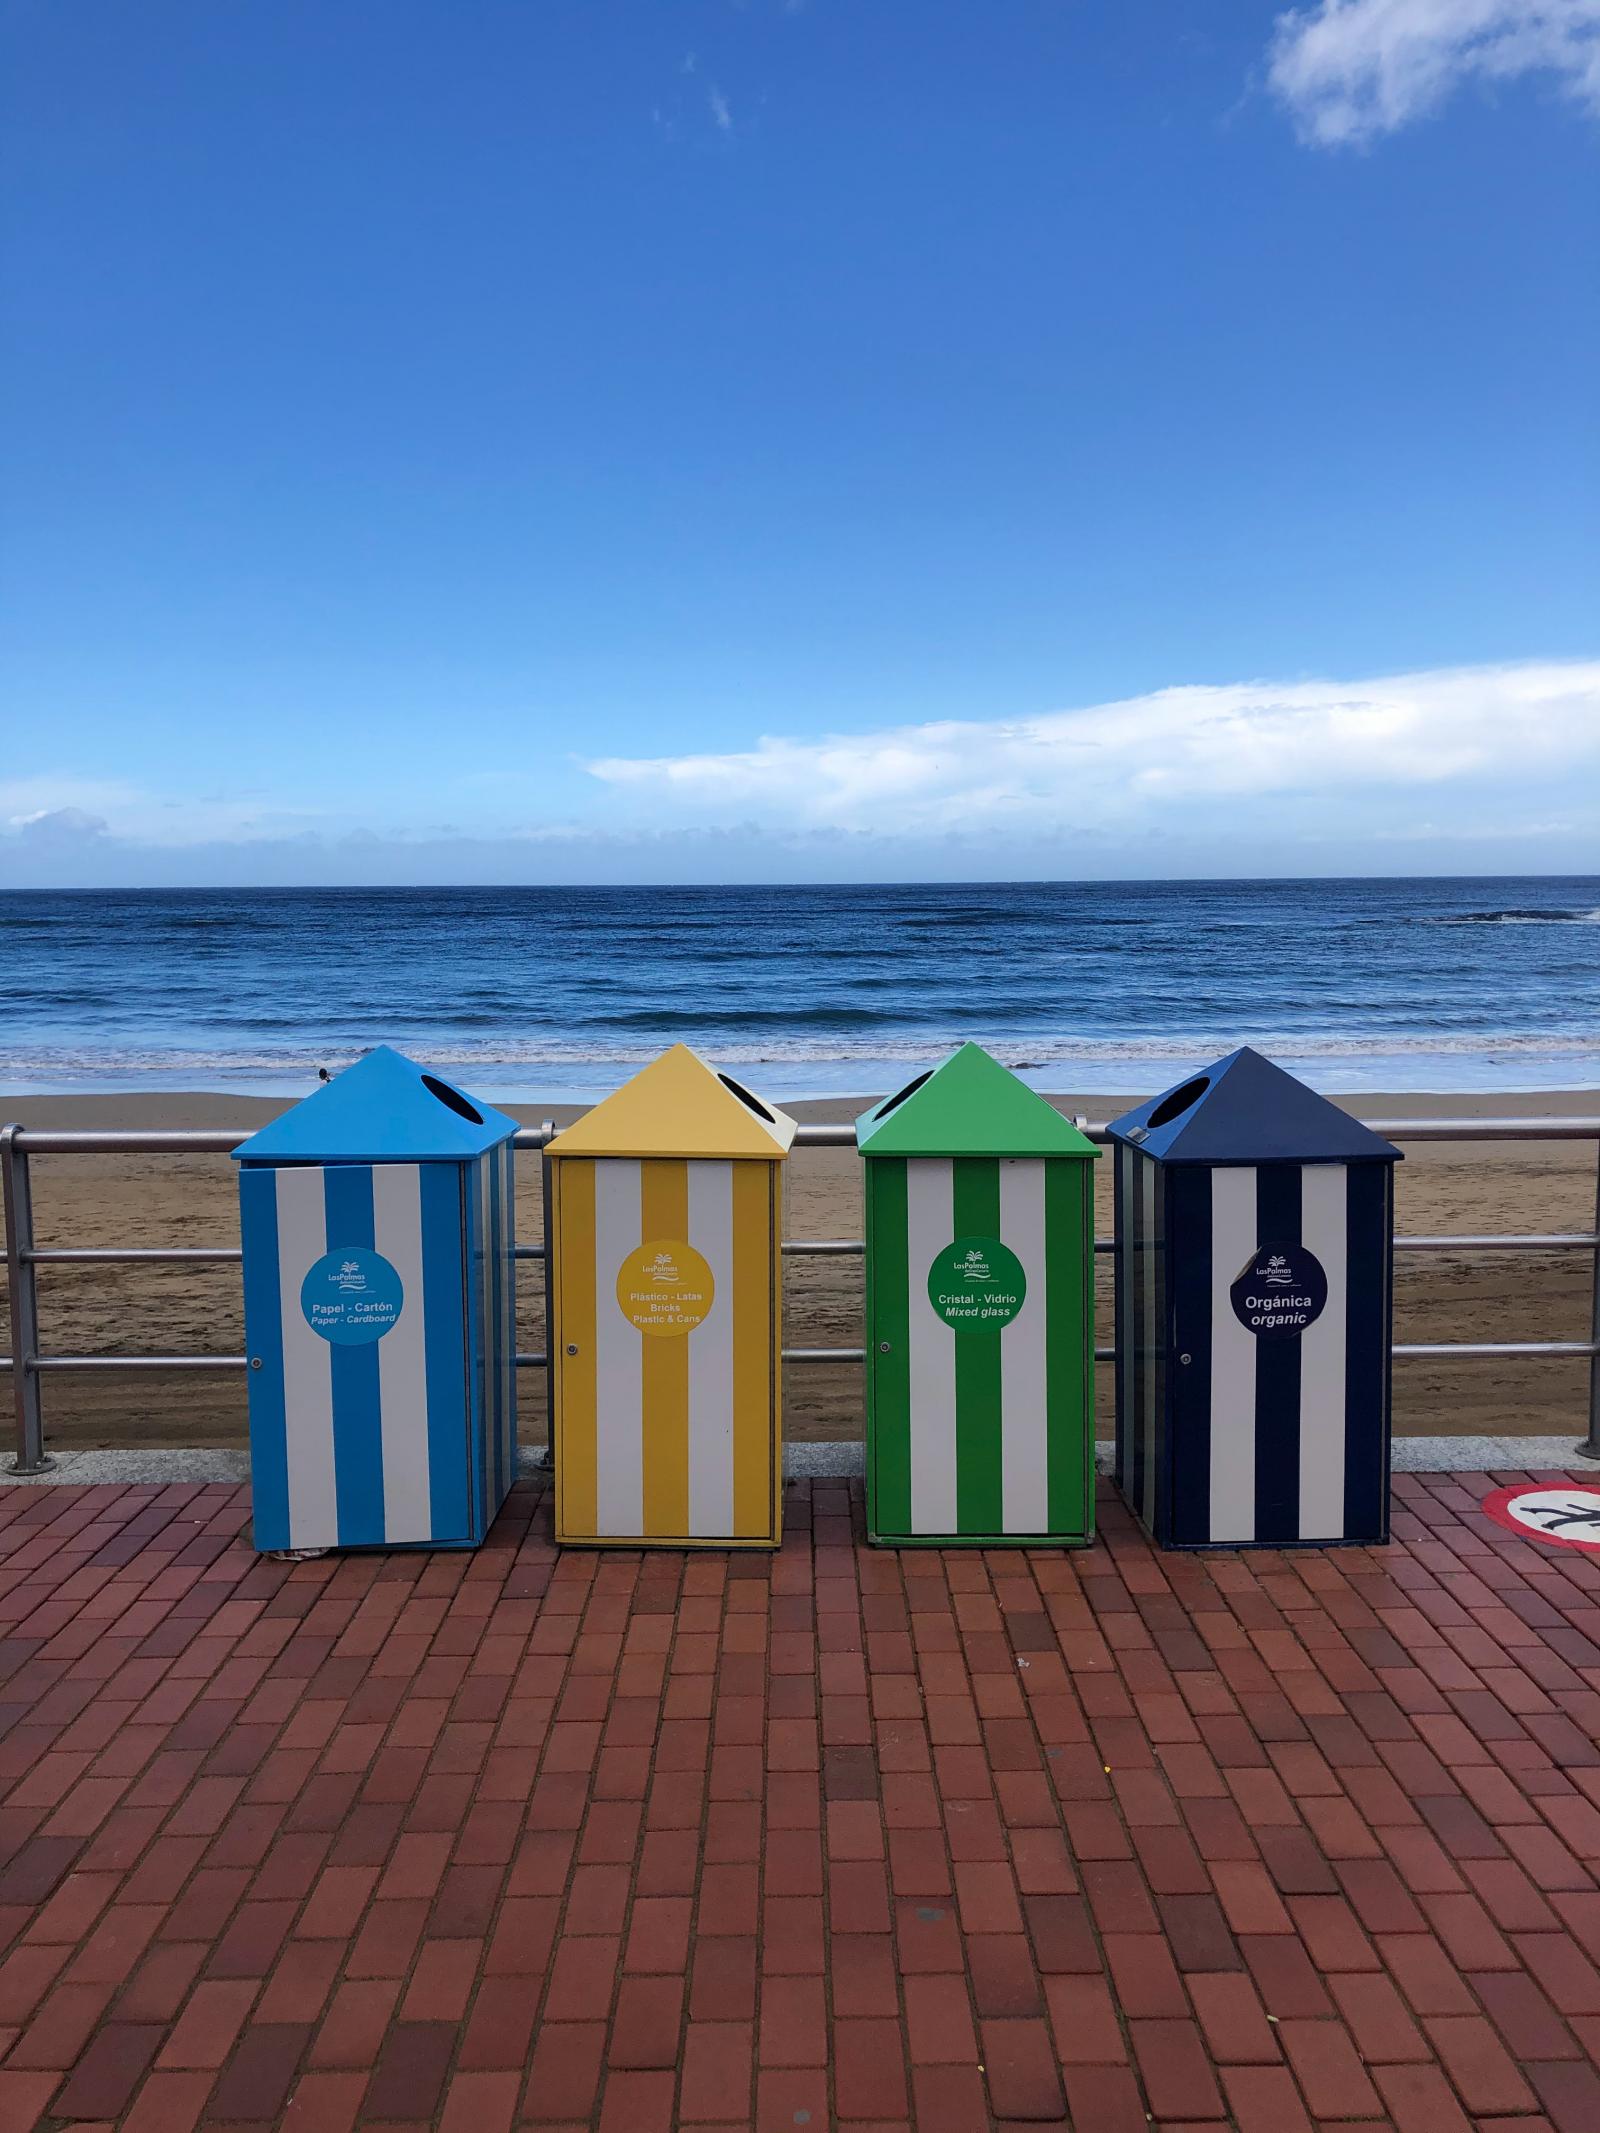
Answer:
467, 1156, 490, 1538
465, 1142, 518, 1537
240, 1161, 474, 1552
482, 1149, 500, 1522
497, 1140, 517, 1508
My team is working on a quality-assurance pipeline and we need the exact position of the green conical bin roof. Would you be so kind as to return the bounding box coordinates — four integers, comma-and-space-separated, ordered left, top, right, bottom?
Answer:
855, 1043, 1099, 1160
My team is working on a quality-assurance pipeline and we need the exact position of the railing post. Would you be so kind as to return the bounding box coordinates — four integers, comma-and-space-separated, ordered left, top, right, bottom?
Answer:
2, 1125, 52, 1475
1580, 1133, 1600, 1463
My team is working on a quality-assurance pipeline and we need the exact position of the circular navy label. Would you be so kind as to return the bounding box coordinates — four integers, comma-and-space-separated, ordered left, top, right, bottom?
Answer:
301, 1248, 404, 1345
1229, 1241, 1327, 1341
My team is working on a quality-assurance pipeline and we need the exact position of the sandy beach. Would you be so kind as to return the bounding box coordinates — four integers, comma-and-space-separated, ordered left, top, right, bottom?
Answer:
1, 1085, 1595, 1452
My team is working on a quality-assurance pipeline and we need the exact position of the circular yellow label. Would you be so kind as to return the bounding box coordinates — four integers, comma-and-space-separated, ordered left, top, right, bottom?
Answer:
616, 1239, 715, 1338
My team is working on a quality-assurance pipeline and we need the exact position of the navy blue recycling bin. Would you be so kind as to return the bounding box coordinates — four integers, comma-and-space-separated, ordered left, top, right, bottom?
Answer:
1108, 1048, 1401, 1550
234, 1046, 519, 1554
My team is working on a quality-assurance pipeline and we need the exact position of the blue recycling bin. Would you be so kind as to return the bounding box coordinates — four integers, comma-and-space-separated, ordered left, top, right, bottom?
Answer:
234, 1046, 519, 1553
1108, 1048, 1401, 1550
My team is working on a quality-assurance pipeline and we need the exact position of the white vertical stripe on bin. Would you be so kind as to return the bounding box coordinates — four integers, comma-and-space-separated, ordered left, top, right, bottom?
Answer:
1298, 1164, 1348, 1541
1140, 1156, 1158, 1530
907, 1159, 957, 1535
372, 1164, 431, 1543
1208, 1166, 1258, 1544
594, 1159, 644, 1537
688, 1162, 735, 1536
999, 1160, 1049, 1534
275, 1165, 339, 1551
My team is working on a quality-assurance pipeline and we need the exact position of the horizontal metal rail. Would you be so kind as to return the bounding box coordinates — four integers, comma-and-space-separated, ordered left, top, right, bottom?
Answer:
4, 1111, 1599, 1474
19, 1231, 1599, 1270
28, 1246, 244, 1265
10, 1116, 1600, 1155
10, 1334, 1593, 1370
32, 1354, 251, 1372
1391, 1233, 1599, 1252
1392, 1340, 1599, 1360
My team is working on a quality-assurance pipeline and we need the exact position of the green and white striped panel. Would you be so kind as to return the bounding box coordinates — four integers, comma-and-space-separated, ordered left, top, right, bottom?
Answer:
867, 1155, 1091, 1542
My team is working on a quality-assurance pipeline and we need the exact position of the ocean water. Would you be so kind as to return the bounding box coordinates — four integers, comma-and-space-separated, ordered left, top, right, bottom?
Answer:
0, 877, 1596, 1101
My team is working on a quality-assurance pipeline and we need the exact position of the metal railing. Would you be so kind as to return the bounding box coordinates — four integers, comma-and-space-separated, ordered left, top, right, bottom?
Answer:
4, 1113, 1598, 1476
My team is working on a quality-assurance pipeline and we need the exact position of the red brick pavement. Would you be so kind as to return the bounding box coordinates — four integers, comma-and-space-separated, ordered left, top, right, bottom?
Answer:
0, 1468, 1598, 2130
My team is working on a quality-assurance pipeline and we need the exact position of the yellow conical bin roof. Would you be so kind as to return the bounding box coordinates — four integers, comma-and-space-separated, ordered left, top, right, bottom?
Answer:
545, 1044, 796, 1162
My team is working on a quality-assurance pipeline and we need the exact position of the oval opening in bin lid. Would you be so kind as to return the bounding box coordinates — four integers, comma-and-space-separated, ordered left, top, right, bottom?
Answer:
855, 1043, 1097, 1159
1146, 1075, 1209, 1130
717, 1072, 777, 1125
421, 1074, 484, 1126
866, 1069, 934, 1122
232, 1045, 519, 1164
1107, 1047, 1402, 1167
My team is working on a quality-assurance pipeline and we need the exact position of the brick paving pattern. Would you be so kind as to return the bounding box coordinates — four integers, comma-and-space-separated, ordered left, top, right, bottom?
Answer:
1, 1469, 1598, 2130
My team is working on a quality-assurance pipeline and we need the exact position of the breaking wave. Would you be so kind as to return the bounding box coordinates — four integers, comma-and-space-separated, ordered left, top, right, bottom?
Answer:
2, 1028, 1597, 1080
1427, 908, 1600, 925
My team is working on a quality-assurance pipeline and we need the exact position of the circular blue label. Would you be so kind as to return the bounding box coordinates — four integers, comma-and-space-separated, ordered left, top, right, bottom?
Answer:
300, 1247, 404, 1345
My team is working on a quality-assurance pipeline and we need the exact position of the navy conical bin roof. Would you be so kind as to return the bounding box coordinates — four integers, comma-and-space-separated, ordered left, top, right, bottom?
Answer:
1107, 1047, 1401, 1167
233, 1046, 519, 1164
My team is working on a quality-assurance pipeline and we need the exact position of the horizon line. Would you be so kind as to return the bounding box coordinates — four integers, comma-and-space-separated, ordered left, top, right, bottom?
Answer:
2, 867, 1599, 897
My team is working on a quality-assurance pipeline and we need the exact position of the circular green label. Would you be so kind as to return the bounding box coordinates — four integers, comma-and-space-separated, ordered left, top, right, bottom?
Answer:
927, 1236, 1027, 1331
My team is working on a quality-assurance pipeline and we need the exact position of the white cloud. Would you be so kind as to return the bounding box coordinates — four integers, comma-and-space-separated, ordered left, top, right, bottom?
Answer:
585, 659, 1600, 836
10, 807, 110, 845
2, 775, 146, 829
4, 661, 1596, 885
0, 773, 343, 853
1269, 0, 1600, 145
707, 84, 732, 131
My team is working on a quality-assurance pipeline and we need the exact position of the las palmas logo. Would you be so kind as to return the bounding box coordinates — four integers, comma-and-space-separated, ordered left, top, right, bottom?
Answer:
1258, 1253, 1294, 1287
651, 1251, 680, 1286
333, 1259, 367, 1292
963, 1247, 992, 1284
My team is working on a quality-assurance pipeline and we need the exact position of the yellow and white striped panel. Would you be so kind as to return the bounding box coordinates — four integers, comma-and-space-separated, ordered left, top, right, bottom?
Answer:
554, 1157, 779, 1547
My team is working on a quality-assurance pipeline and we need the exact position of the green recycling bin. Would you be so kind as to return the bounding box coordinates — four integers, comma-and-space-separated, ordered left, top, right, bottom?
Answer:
856, 1043, 1100, 1547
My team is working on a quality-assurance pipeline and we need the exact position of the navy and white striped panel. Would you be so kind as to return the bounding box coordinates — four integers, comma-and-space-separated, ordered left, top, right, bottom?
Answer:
1139, 1155, 1165, 1538
1170, 1162, 1391, 1548
240, 1162, 473, 1552
1115, 1148, 1168, 1538
1114, 1145, 1133, 1502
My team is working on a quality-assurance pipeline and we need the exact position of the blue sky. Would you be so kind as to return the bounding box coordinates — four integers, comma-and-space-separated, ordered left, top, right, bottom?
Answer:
2, 0, 1597, 885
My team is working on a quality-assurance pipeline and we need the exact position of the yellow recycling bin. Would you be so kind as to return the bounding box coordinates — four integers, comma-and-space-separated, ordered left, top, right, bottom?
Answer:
547, 1044, 795, 1548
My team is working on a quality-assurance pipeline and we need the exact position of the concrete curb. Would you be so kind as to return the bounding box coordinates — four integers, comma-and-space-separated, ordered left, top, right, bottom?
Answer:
3, 1436, 1594, 1487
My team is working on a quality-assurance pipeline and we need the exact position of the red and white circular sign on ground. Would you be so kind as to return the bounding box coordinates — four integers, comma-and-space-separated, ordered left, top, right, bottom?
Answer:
1480, 1484, 1600, 1552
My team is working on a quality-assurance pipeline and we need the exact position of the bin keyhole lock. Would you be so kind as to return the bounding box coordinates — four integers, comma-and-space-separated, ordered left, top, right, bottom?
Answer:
249, 1357, 263, 1371
879, 1342, 891, 1354
1179, 1353, 1192, 1366
566, 1344, 579, 1357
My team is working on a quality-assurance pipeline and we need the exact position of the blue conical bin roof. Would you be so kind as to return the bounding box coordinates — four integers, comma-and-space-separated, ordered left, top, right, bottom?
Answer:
233, 1046, 519, 1164
1107, 1047, 1401, 1167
